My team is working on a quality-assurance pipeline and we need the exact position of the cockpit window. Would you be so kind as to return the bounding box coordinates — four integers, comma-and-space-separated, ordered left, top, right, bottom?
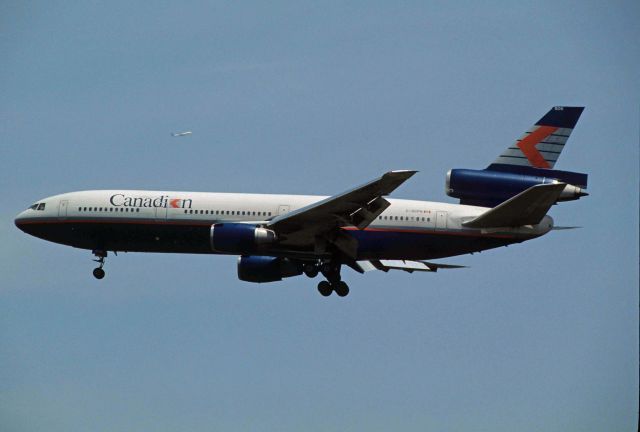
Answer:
28, 203, 46, 211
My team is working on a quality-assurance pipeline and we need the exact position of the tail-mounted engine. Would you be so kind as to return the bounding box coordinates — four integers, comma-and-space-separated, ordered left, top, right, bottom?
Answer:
446, 165, 588, 207
210, 223, 277, 254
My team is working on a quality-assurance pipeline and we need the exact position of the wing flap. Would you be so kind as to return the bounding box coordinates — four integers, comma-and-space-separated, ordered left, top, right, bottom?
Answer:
357, 260, 466, 273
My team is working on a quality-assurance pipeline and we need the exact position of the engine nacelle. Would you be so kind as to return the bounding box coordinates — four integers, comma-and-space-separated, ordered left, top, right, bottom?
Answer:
237, 256, 303, 283
446, 167, 588, 207
210, 223, 277, 254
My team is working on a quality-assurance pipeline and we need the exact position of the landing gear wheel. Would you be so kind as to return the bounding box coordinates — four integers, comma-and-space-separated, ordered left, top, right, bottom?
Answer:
334, 281, 349, 297
92, 250, 107, 279
93, 267, 105, 279
317, 281, 332, 297
304, 264, 319, 278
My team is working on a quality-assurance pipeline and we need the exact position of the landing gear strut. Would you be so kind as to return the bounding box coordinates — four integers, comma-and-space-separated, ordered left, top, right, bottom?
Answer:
92, 250, 107, 279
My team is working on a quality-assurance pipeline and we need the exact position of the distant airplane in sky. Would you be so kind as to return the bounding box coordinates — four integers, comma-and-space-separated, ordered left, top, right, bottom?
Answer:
171, 131, 192, 137
16, 107, 588, 297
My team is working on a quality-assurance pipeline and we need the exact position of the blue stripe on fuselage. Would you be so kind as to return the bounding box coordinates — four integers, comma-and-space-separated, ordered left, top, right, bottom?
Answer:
344, 227, 527, 260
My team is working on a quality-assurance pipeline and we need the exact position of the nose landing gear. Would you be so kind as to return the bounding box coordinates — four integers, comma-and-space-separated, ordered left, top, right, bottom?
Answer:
92, 250, 107, 279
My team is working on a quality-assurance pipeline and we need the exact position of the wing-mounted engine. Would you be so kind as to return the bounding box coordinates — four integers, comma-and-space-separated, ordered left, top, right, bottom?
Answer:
237, 256, 303, 283
446, 165, 588, 207
210, 223, 277, 254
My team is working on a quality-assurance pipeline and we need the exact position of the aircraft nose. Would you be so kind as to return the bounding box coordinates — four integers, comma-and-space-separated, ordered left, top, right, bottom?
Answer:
14, 211, 28, 231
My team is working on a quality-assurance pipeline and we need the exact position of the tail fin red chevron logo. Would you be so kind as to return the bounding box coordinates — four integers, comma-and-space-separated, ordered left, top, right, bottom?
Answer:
516, 125, 557, 169
490, 106, 584, 170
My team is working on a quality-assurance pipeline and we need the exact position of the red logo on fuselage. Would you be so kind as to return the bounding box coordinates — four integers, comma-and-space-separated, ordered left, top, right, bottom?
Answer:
110, 194, 193, 209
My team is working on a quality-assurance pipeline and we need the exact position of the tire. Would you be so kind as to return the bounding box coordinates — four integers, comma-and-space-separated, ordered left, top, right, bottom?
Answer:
335, 281, 349, 297
317, 281, 332, 297
93, 267, 105, 279
304, 265, 319, 278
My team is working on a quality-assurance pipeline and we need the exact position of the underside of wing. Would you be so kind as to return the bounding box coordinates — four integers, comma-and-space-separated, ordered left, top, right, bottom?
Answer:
267, 170, 417, 257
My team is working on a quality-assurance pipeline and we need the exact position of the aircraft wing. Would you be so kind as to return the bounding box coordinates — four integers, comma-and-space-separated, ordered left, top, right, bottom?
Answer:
356, 259, 466, 273
462, 183, 565, 228
267, 170, 417, 257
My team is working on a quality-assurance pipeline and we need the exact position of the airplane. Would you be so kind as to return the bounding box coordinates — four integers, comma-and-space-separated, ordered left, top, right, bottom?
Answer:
15, 106, 588, 297
171, 131, 192, 137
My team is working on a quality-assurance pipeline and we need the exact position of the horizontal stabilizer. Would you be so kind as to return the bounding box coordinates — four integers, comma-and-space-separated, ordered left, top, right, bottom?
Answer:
462, 183, 566, 228
357, 259, 466, 273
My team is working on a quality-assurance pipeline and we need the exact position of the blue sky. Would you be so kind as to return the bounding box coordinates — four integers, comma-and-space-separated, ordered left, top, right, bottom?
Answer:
1, 1, 638, 431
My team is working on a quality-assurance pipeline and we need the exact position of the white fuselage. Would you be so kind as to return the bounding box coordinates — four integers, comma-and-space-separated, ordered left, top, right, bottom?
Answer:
15, 190, 553, 261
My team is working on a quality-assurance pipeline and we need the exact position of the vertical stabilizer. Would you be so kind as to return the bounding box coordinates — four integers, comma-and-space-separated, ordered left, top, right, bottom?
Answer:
490, 106, 584, 169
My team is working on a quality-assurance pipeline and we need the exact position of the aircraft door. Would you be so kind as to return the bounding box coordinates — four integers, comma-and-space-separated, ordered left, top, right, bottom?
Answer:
58, 200, 68, 220
436, 211, 447, 229
278, 205, 290, 216
155, 205, 168, 221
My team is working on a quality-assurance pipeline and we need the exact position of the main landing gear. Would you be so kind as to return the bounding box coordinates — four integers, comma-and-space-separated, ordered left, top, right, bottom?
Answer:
92, 250, 107, 279
317, 280, 349, 297
305, 261, 350, 297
